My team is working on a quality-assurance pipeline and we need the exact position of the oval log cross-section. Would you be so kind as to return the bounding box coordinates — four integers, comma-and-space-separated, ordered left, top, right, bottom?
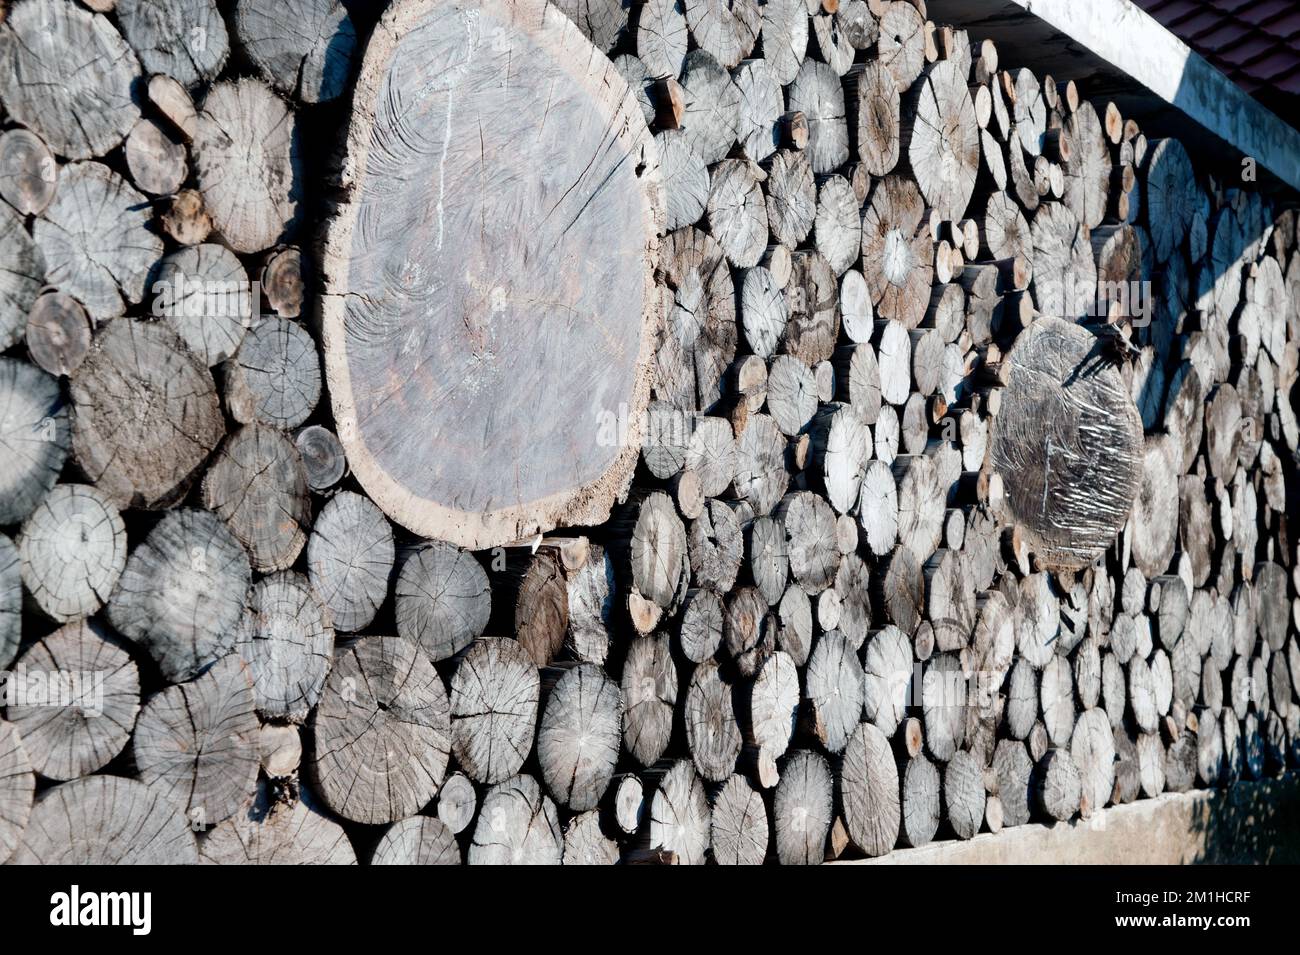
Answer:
990, 318, 1142, 571
320, 0, 664, 550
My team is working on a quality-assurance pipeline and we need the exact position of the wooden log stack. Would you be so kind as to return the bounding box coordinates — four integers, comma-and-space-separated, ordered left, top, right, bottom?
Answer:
0, 0, 1297, 866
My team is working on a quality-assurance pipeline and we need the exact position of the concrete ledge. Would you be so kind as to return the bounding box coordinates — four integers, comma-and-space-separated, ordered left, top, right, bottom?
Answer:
835, 774, 1300, 864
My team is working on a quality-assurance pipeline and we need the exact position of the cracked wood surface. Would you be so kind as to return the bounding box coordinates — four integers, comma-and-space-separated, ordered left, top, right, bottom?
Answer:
321, 0, 663, 550
990, 317, 1143, 571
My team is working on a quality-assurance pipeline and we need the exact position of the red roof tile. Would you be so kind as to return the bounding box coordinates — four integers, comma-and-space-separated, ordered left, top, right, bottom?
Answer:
1132, 0, 1300, 106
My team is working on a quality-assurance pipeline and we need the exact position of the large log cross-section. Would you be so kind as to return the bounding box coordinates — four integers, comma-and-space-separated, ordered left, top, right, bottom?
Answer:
321, 0, 664, 549
989, 318, 1143, 572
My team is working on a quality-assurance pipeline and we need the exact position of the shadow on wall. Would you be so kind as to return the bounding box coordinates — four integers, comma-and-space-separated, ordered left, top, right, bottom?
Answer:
1189, 775, 1300, 863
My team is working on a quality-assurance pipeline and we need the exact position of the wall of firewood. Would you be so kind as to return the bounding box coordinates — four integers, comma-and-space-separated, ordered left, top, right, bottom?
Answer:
0, 0, 1298, 864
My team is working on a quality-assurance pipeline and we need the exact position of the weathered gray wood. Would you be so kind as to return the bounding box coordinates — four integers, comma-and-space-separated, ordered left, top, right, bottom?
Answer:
194, 79, 302, 254
839, 721, 900, 857
989, 318, 1143, 571
34, 162, 162, 321
72, 319, 224, 510
372, 816, 461, 865
538, 663, 622, 810
558, 809, 617, 865
685, 0, 759, 68
733, 413, 789, 514
805, 631, 865, 754
635, 0, 687, 77
861, 176, 934, 328
1136, 731, 1166, 798
725, 582, 775, 676
636, 760, 710, 865
773, 748, 833, 864
0, 128, 57, 218
1035, 748, 1081, 821
234, 0, 356, 103
760, 0, 809, 85
295, 425, 347, 491
709, 774, 768, 864
832, 553, 873, 650
18, 484, 126, 624
235, 571, 334, 723
311, 635, 450, 825
621, 632, 677, 767
925, 548, 974, 652
684, 657, 741, 782
847, 65, 899, 179
124, 117, 187, 196
1165, 732, 1197, 793
788, 59, 849, 175
25, 292, 90, 379
1062, 101, 1110, 231
0, 721, 33, 864
451, 637, 540, 784
810, 9, 855, 76
397, 541, 495, 662
107, 508, 251, 683
203, 424, 310, 573
876, 0, 925, 92
776, 490, 840, 595
899, 753, 939, 847
199, 781, 355, 864
943, 749, 985, 840
740, 649, 798, 781
993, 739, 1033, 827
16, 775, 198, 864
706, 159, 768, 269
923, 652, 966, 761
905, 61, 979, 221
839, 270, 878, 349
981, 191, 1031, 262
740, 266, 788, 359
766, 149, 817, 251
895, 453, 944, 562
1255, 561, 1290, 652
1129, 433, 1181, 579
1195, 708, 1224, 786
680, 49, 741, 163
308, 491, 395, 634
775, 583, 813, 666
0, 0, 141, 160
225, 318, 321, 429
0, 206, 45, 355
0, 537, 19, 671
436, 772, 477, 835
6, 621, 138, 780
688, 500, 742, 595
258, 724, 301, 779
117, 0, 229, 87
659, 226, 737, 412
132, 655, 259, 827
733, 59, 783, 162
0, 359, 69, 527
859, 624, 908, 737
767, 354, 819, 437
813, 176, 862, 278
1029, 201, 1095, 319
148, 74, 199, 141
1040, 654, 1076, 748
1144, 138, 1197, 263
1069, 708, 1114, 817
857, 459, 898, 557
